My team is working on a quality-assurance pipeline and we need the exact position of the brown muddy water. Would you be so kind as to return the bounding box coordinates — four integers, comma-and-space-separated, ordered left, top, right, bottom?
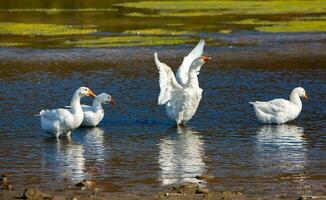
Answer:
0, 0, 325, 199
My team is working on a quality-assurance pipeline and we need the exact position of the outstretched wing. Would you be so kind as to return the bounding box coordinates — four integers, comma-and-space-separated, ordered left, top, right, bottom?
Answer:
154, 52, 182, 105
176, 39, 205, 85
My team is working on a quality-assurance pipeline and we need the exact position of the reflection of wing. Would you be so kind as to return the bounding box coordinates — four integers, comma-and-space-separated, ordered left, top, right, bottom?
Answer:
176, 39, 205, 85
255, 125, 306, 172
154, 53, 182, 105
159, 127, 206, 185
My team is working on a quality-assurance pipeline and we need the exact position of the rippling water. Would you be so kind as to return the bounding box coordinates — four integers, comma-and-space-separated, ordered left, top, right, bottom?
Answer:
0, 42, 325, 198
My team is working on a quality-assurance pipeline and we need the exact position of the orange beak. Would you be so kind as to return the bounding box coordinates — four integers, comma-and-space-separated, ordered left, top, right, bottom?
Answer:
87, 89, 96, 97
304, 93, 308, 99
202, 56, 212, 62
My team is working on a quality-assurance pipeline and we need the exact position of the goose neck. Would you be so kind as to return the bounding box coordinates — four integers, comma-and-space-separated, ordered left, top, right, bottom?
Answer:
92, 99, 103, 109
290, 93, 302, 108
70, 91, 82, 113
186, 69, 199, 88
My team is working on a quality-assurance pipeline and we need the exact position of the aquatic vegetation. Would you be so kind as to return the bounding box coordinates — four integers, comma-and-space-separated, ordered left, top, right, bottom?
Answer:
65, 35, 196, 47
123, 29, 193, 35
234, 19, 273, 25
0, 0, 324, 48
257, 20, 326, 32
126, 12, 152, 17
219, 30, 232, 34
117, 1, 326, 16
125, 11, 221, 17
235, 19, 326, 32
0, 42, 29, 47
0, 8, 117, 14
120, 0, 326, 33
0, 22, 97, 36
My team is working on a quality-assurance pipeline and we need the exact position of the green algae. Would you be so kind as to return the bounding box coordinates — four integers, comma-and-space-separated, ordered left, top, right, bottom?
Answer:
257, 20, 326, 32
0, 23, 97, 36
123, 29, 193, 35
219, 30, 232, 34
65, 35, 196, 47
126, 12, 152, 17
125, 11, 221, 17
120, 0, 326, 33
118, 1, 326, 16
235, 19, 326, 32
234, 19, 274, 25
0, 8, 117, 14
0, 42, 29, 47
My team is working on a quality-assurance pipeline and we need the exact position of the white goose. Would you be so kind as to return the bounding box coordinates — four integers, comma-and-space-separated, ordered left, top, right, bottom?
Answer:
249, 87, 308, 124
80, 93, 115, 127
39, 87, 96, 137
154, 39, 211, 127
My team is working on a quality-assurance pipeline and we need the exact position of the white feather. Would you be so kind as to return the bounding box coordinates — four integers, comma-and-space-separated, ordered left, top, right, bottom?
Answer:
250, 87, 306, 124
154, 52, 182, 105
39, 87, 92, 137
154, 39, 208, 125
176, 39, 205, 86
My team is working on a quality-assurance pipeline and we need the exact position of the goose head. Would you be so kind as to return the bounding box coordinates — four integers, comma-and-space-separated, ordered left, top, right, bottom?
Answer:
292, 87, 308, 99
199, 56, 212, 63
190, 56, 211, 71
95, 93, 115, 106
78, 87, 96, 97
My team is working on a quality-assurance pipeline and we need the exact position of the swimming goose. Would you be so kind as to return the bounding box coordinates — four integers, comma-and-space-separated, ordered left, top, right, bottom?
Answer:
80, 93, 115, 127
39, 87, 96, 137
249, 87, 308, 124
154, 39, 211, 127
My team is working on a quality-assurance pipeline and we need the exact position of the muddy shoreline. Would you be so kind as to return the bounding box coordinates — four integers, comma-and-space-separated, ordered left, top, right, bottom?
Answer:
1, 174, 326, 200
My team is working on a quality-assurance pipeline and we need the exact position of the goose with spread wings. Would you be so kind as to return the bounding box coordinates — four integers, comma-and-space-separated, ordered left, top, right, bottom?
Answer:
154, 39, 211, 127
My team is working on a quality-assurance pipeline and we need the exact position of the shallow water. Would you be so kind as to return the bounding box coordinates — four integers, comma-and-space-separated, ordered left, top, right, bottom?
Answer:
0, 38, 325, 198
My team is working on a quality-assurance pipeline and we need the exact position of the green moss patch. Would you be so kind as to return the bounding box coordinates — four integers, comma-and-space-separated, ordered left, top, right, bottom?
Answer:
0, 42, 29, 47
123, 29, 193, 35
0, 22, 97, 36
118, 1, 326, 16
258, 20, 326, 32
235, 19, 326, 32
65, 35, 196, 47
0, 8, 117, 14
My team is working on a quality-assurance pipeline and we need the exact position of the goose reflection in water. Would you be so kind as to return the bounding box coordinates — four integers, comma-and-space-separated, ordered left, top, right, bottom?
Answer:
255, 125, 307, 174
43, 137, 86, 182
158, 127, 206, 185
43, 128, 106, 182
80, 127, 105, 162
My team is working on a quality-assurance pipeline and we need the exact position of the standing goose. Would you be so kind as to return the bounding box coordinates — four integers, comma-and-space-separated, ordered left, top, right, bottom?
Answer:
39, 87, 96, 137
80, 93, 115, 127
154, 39, 211, 127
249, 87, 308, 124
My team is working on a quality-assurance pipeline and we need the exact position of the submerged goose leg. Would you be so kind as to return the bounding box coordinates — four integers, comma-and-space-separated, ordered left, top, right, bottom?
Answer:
176, 122, 185, 128
54, 131, 60, 138
64, 131, 72, 138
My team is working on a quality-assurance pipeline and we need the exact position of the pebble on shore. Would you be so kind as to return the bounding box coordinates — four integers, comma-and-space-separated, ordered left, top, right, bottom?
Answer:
22, 188, 52, 200
1, 175, 13, 191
